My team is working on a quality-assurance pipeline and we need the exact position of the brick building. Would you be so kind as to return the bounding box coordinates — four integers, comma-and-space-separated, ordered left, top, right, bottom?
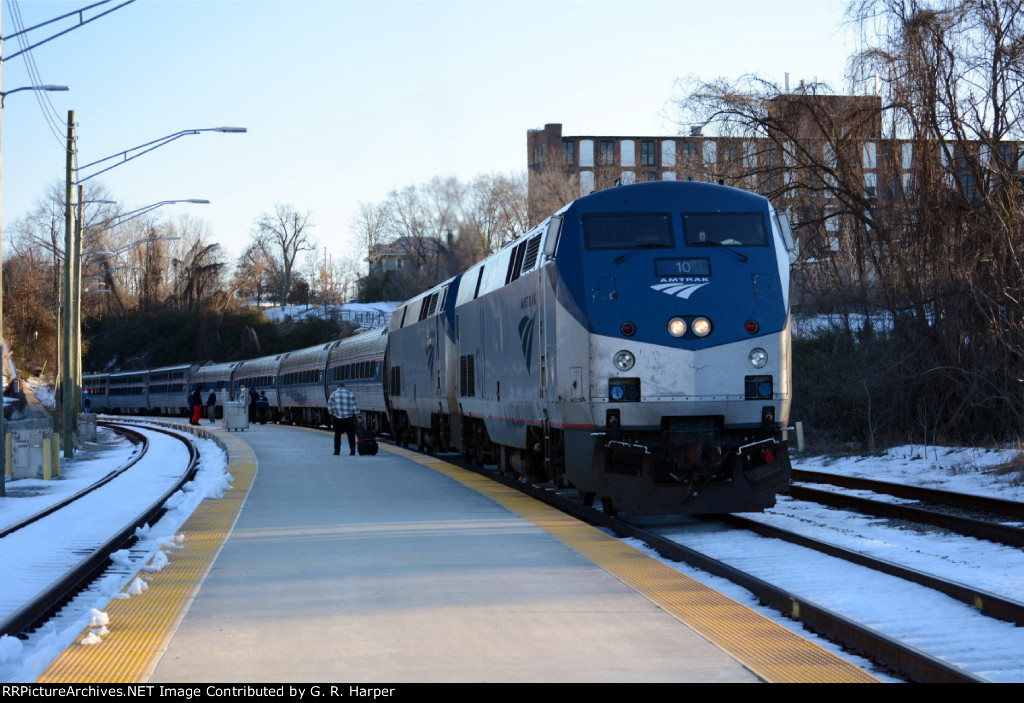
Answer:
526, 94, 1023, 311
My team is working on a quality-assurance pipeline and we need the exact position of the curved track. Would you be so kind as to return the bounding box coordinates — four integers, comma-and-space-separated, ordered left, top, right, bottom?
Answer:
0, 423, 199, 638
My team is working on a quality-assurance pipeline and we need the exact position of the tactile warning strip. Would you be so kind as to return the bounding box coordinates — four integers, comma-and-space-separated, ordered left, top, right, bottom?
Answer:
387, 444, 878, 684
37, 427, 257, 683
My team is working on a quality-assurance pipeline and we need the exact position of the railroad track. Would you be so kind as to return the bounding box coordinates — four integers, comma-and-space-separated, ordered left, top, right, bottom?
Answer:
0, 423, 200, 639
789, 469, 1024, 547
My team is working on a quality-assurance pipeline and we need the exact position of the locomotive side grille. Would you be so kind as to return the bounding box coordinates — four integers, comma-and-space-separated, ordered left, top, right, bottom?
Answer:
505, 240, 527, 284
521, 234, 542, 273
390, 366, 402, 396
459, 355, 476, 397
506, 234, 544, 285
419, 293, 439, 320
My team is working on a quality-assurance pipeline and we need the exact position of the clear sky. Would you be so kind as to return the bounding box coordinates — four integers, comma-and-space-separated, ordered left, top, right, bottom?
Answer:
2, 0, 856, 266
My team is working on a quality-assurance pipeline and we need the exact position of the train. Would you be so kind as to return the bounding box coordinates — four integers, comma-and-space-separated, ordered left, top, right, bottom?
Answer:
83, 181, 797, 515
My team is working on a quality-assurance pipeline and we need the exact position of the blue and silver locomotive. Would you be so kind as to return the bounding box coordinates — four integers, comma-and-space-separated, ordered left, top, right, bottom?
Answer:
387, 180, 796, 514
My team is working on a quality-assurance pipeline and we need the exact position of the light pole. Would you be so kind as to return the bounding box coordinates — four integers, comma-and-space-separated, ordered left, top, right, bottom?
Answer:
60, 114, 242, 458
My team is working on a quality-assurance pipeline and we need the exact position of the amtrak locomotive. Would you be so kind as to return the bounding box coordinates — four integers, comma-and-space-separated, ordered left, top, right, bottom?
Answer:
84, 181, 797, 515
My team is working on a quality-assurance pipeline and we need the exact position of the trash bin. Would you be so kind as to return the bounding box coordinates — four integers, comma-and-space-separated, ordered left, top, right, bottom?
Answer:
224, 401, 249, 431
12, 428, 47, 479
78, 413, 97, 442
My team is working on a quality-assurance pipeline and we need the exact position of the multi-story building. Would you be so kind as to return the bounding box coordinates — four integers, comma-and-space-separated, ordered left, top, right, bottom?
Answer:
527, 95, 887, 222
527, 95, 1022, 311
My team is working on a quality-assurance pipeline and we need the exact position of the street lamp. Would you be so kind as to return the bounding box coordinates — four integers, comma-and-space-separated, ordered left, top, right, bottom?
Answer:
76, 127, 247, 183
0, 84, 69, 108
84, 200, 211, 237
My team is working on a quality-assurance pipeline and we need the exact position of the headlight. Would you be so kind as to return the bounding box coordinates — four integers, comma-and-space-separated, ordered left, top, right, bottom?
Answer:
749, 348, 768, 369
691, 317, 712, 337
668, 317, 686, 337
613, 350, 635, 371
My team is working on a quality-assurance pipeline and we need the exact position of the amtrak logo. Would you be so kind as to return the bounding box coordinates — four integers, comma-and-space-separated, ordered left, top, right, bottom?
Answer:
518, 315, 536, 373
651, 278, 709, 299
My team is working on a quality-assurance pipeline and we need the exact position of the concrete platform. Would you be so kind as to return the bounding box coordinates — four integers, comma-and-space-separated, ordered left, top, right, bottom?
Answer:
40, 421, 877, 683
155, 425, 756, 682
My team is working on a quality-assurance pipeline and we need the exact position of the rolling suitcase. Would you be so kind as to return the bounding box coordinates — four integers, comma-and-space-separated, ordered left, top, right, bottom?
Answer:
357, 429, 379, 456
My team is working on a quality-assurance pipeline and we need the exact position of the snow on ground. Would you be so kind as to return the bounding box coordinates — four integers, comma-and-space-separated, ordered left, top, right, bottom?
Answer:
254, 301, 398, 328
0, 427, 230, 683
0, 437, 1020, 682
794, 444, 1024, 502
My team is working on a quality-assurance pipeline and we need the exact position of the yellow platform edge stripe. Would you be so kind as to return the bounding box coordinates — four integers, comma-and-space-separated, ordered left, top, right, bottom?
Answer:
37, 425, 258, 684
385, 444, 878, 684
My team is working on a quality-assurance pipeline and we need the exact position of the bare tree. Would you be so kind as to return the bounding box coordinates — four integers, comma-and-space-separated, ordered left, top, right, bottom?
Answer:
233, 242, 275, 306
166, 217, 225, 312
350, 199, 392, 271
353, 172, 531, 302
252, 204, 316, 306
528, 164, 579, 226
462, 172, 530, 256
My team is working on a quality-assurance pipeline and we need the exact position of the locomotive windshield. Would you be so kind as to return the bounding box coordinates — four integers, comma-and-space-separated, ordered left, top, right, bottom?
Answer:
583, 213, 674, 250
682, 212, 768, 246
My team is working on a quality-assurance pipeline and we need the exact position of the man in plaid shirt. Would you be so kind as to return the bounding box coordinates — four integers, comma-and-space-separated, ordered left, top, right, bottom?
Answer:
328, 383, 359, 455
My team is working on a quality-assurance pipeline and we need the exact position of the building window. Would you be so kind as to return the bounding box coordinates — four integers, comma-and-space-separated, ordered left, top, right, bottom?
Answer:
621, 140, 635, 167
580, 140, 594, 167
999, 144, 1016, 166
702, 141, 716, 167
862, 142, 877, 169
599, 140, 615, 166
533, 145, 546, 171
661, 140, 676, 167
641, 140, 656, 167
562, 141, 575, 166
580, 170, 595, 194
744, 142, 757, 169
961, 173, 975, 199
864, 172, 877, 198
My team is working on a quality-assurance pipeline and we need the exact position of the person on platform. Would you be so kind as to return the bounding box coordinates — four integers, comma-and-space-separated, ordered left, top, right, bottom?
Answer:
328, 382, 359, 456
249, 387, 258, 422
189, 386, 203, 426
206, 389, 217, 424
256, 391, 269, 424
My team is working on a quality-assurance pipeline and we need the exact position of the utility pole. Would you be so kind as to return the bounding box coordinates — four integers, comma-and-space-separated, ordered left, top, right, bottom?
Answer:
74, 184, 84, 415
62, 109, 76, 460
